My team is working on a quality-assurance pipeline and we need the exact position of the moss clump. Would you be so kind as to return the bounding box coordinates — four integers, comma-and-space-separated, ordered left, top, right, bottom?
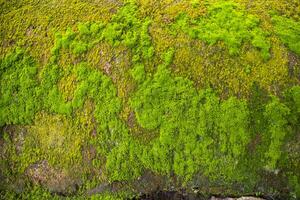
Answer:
0, 48, 40, 126
130, 59, 299, 185
272, 15, 300, 56
50, 1, 153, 65
130, 62, 252, 182
106, 139, 143, 181
263, 97, 290, 170
170, 1, 270, 59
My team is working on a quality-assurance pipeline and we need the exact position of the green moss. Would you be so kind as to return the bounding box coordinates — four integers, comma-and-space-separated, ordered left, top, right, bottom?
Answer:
25, 113, 88, 171
288, 175, 300, 199
272, 15, 300, 55
130, 63, 252, 182
0, 0, 300, 198
39, 63, 72, 115
101, 1, 154, 62
130, 63, 145, 83
106, 139, 143, 181
219, 97, 250, 157
0, 48, 40, 126
263, 96, 290, 170
170, 1, 270, 59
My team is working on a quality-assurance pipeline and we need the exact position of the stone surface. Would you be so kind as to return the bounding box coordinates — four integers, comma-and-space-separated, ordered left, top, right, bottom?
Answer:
26, 160, 80, 195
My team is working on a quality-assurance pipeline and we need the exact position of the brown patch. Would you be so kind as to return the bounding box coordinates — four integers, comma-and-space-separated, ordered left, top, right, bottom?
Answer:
127, 111, 136, 128
258, 170, 290, 195
2, 125, 27, 154
91, 128, 97, 137
9, 40, 15, 46
104, 61, 112, 75
109, 8, 117, 14
288, 52, 300, 80
248, 133, 262, 153
162, 15, 172, 24
26, 160, 79, 194
26, 25, 35, 37
131, 170, 166, 194
82, 145, 97, 165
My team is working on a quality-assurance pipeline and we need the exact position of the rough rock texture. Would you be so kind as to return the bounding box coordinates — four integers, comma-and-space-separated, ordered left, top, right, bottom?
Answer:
26, 160, 79, 195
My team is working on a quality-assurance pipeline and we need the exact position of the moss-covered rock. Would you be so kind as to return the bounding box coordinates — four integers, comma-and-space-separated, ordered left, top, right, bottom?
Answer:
0, 0, 299, 199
